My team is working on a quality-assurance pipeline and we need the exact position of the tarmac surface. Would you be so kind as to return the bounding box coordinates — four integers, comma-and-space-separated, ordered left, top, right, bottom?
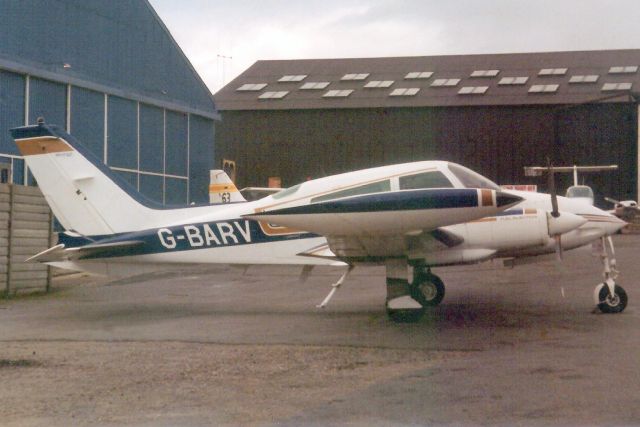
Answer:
1, 234, 640, 426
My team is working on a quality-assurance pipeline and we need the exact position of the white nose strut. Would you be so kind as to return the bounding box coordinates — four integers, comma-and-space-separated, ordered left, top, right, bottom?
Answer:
547, 211, 588, 236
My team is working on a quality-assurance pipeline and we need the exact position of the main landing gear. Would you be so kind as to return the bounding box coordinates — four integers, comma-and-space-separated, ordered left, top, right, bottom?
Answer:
385, 259, 445, 323
593, 236, 628, 314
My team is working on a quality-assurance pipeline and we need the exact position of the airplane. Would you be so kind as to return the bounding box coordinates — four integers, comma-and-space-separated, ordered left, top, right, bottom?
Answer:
209, 170, 280, 203
525, 164, 619, 206
605, 197, 639, 225
10, 122, 628, 322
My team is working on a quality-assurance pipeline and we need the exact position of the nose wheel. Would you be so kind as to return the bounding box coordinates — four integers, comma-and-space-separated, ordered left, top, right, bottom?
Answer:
595, 282, 628, 313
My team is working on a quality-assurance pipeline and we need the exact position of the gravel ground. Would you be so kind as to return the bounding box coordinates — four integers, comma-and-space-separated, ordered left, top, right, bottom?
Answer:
1, 341, 446, 426
2, 234, 640, 426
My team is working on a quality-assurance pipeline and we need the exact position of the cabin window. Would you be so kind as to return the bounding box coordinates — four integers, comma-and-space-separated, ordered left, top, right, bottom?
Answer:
311, 180, 391, 203
399, 171, 453, 190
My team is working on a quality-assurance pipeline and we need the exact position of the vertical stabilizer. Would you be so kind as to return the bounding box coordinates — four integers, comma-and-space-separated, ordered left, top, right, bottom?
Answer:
209, 170, 246, 204
11, 123, 219, 236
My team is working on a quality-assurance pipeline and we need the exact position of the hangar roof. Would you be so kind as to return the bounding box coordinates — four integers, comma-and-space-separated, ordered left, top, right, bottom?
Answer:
0, 0, 217, 119
214, 49, 640, 111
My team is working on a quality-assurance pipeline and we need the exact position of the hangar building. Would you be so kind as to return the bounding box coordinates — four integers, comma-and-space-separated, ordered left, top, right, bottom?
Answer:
0, 0, 218, 204
214, 50, 640, 206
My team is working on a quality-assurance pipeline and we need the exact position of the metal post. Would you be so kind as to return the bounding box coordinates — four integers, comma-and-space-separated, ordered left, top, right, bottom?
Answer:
637, 103, 640, 203
5, 185, 14, 297
46, 208, 53, 293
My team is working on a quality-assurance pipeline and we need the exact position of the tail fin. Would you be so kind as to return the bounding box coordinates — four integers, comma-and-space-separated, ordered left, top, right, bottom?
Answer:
11, 123, 214, 236
209, 170, 246, 204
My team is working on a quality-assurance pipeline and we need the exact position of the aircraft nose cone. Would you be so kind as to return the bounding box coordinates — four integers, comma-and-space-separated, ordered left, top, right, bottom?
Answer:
495, 191, 524, 208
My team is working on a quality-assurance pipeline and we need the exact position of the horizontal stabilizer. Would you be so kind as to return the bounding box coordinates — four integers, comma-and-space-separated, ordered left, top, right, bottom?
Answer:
25, 244, 66, 263
27, 241, 145, 263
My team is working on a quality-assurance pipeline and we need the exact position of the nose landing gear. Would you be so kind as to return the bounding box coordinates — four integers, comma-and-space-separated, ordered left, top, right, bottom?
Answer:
593, 236, 628, 314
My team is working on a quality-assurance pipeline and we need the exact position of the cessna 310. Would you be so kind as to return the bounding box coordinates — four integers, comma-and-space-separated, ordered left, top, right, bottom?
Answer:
11, 123, 628, 322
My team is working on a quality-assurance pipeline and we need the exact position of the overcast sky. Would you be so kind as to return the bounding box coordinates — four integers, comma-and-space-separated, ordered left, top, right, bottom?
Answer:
148, 0, 640, 94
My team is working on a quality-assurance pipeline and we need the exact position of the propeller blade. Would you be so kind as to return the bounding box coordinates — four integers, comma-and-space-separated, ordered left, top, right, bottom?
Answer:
554, 234, 563, 261
604, 196, 619, 205
547, 158, 560, 218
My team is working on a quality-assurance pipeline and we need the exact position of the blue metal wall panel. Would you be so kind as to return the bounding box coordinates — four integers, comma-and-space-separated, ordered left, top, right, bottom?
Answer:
165, 110, 188, 177
113, 169, 138, 191
189, 115, 215, 203
165, 177, 188, 206
0, 70, 24, 155
29, 77, 66, 127
139, 104, 164, 173
107, 96, 137, 170
12, 158, 24, 185
70, 86, 104, 161
0, 0, 216, 114
139, 173, 163, 204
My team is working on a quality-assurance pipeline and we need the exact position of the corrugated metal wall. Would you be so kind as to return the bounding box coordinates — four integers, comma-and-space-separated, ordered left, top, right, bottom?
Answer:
216, 104, 637, 206
70, 87, 105, 160
188, 115, 216, 203
0, 0, 218, 205
0, 0, 214, 113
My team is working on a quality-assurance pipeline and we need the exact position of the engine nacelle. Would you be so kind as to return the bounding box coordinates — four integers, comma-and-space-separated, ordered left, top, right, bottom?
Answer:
454, 208, 584, 251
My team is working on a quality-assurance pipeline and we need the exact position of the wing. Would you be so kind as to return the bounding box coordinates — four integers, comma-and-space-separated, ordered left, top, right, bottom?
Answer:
245, 188, 522, 236
247, 188, 520, 259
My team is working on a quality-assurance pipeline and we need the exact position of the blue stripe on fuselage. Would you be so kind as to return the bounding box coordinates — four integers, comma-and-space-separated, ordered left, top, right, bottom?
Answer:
251, 188, 480, 217
58, 219, 318, 260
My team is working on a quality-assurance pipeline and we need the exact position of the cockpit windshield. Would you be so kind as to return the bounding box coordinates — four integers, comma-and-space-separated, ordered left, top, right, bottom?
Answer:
272, 183, 302, 199
566, 185, 594, 199
447, 163, 500, 190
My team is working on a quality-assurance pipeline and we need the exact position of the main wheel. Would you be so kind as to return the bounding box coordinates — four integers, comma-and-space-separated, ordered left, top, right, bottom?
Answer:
596, 283, 628, 314
412, 271, 445, 307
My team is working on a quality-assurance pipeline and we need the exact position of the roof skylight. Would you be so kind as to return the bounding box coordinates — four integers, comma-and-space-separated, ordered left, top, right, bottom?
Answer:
569, 75, 599, 83
498, 76, 529, 85
458, 86, 489, 95
364, 80, 394, 88
608, 66, 638, 74
405, 71, 434, 79
300, 82, 330, 90
431, 78, 461, 87
278, 75, 307, 82
470, 69, 500, 77
528, 84, 559, 93
390, 88, 420, 97
602, 82, 633, 91
237, 83, 268, 91
258, 91, 289, 99
538, 68, 568, 76
323, 89, 354, 98
341, 73, 369, 81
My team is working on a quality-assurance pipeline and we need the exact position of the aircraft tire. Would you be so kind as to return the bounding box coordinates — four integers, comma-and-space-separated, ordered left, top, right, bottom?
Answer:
387, 308, 425, 323
596, 283, 628, 314
412, 271, 445, 307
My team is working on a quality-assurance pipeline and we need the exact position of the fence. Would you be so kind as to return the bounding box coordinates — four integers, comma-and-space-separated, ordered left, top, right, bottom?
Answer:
0, 184, 53, 296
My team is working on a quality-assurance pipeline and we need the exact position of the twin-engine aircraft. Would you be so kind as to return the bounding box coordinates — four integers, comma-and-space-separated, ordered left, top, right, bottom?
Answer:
11, 123, 628, 322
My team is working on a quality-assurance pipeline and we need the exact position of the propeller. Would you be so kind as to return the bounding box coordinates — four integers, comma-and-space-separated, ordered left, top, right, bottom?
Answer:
547, 158, 563, 260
